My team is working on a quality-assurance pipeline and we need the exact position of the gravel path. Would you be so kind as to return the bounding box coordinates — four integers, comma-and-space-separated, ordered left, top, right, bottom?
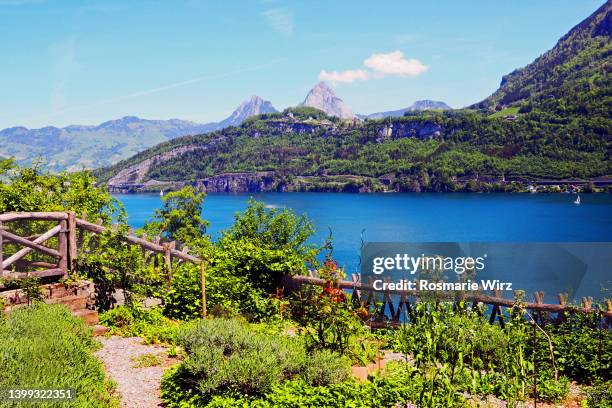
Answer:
96, 336, 176, 408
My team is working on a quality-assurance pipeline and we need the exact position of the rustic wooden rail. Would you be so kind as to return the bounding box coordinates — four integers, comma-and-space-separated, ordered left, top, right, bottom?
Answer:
0, 212, 200, 278
289, 274, 612, 326
0, 211, 208, 316
2, 211, 610, 325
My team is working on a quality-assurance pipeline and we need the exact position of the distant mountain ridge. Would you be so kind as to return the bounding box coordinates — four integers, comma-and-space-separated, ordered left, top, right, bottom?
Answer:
359, 100, 452, 119
0, 96, 277, 172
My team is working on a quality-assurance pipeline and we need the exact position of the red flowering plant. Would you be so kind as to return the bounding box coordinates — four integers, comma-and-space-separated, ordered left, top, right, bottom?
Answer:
291, 250, 378, 364
320, 259, 346, 303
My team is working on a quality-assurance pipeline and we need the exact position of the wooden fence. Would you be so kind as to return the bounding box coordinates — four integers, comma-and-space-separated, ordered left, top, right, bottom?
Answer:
0, 211, 207, 316
289, 274, 612, 327
1, 211, 610, 326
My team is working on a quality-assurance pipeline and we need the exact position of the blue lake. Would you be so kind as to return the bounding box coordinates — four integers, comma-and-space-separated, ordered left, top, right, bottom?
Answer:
115, 192, 612, 285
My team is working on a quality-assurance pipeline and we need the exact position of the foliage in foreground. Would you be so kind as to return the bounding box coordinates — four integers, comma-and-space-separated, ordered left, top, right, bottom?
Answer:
99, 305, 186, 345
162, 198, 319, 321
0, 304, 118, 407
164, 361, 471, 408
161, 318, 351, 406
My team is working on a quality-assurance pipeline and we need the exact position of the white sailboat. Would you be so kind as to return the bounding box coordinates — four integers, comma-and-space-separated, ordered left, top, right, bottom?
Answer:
574, 194, 580, 205
160, 189, 164, 197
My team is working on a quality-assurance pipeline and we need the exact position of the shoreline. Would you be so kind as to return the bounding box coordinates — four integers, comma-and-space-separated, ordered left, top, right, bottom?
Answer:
106, 173, 612, 195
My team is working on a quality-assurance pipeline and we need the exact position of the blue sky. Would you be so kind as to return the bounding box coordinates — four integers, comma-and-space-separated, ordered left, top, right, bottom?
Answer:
0, 0, 604, 129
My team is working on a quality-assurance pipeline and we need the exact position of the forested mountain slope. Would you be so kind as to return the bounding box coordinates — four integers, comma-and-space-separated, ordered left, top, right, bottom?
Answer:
472, 0, 611, 120
97, 3, 611, 193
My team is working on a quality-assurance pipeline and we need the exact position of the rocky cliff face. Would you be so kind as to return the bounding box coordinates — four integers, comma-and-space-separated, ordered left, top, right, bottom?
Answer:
107, 137, 227, 188
300, 82, 355, 119
193, 172, 277, 193
104, 117, 447, 193
377, 121, 442, 141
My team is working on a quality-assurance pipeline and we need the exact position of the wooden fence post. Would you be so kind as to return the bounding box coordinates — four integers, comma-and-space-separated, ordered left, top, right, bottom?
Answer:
164, 242, 173, 285
201, 261, 207, 319
0, 221, 4, 277
58, 219, 68, 276
68, 212, 76, 272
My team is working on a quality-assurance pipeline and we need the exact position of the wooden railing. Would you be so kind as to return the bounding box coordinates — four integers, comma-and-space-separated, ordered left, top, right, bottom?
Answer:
289, 274, 612, 326
0, 210, 208, 316
2, 211, 610, 326
0, 211, 201, 280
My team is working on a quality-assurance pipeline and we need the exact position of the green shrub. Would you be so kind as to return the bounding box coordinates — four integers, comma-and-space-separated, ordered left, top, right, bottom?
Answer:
161, 263, 207, 320
586, 381, 612, 408
0, 304, 118, 407
161, 318, 350, 406
100, 304, 135, 328
99, 305, 184, 344
303, 349, 351, 386
534, 373, 570, 403
546, 312, 612, 384
131, 353, 162, 368
199, 363, 467, 408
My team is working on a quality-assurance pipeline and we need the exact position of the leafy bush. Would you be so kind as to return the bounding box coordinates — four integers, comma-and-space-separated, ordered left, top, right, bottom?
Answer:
586, 381, 612, 408
545, 311, 612, 384
203, 362, 467, 408
162, 200, 320, 321
161, 318, 350, 406
0, 304, 118, 407
291, 258, 378, 365
100, 305, 183, 344
0, 159, 122, 220
162, 263, 207, 320
142, 186, 210, 248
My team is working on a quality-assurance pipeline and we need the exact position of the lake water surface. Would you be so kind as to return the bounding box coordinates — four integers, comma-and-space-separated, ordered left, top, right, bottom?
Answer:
115, 193, 612, 280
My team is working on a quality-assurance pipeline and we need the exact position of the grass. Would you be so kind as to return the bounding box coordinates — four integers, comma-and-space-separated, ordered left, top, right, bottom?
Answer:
489, 106, 520, 118
0, 303, 119, 407
131, 353, 162, 368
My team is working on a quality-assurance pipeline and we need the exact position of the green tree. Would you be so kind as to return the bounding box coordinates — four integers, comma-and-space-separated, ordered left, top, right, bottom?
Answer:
143, 186, 209, 247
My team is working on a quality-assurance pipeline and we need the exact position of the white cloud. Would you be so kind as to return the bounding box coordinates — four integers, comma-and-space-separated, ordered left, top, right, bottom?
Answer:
318, 69, 369, 84
364, 50, 428, 77
262, 8, 293, 37
318, 50, 428, 85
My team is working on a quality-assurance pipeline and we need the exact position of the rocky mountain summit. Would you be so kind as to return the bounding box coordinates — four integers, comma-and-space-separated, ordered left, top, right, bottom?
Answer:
300, 82, 356, 119
217, 96, 277, 128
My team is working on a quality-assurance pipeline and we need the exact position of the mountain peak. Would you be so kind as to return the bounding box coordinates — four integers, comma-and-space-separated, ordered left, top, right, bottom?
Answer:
300, 81, 355, 119
97, 116, 145, 130
408, 100, 452, 111
220, 96, 277, 127
359, 100, 452, 120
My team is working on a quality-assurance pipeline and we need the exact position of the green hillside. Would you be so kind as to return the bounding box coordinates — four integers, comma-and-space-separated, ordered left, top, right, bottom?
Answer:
472, 1, 611, 120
